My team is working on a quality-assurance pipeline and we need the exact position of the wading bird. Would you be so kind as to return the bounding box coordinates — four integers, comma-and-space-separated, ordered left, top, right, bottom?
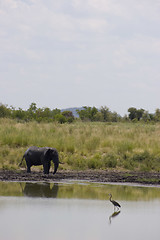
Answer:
109, 193, 121, 211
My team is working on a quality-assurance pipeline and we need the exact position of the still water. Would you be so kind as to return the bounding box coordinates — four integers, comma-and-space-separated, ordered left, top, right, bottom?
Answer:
0, 181, 160, 240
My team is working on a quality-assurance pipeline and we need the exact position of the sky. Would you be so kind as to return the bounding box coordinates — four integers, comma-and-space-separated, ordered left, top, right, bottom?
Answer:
0, 0, 160, 116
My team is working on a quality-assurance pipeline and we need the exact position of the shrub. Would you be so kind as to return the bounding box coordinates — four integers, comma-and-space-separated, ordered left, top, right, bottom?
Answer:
55, 114, 66, 124
132, 151, 152, 162
66, 155, 87, 170
87, 158, 98, 169
123, 160, 135, 170
87, 153, 103, 169
74, 158, 87, 170
103, 153, 117, 168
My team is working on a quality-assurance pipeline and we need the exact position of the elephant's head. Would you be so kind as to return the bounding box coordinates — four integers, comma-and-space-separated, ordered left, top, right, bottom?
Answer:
45, 148, 59, 174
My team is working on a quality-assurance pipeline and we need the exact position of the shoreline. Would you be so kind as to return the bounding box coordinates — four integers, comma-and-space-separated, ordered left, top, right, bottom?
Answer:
0, 170, 160, 186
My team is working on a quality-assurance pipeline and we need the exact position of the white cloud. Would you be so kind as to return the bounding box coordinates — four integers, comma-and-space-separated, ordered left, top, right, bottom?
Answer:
0, 0, 160, 114
72, 0, 125, 16
78, 18, 108, 32
113, 46, 136, 68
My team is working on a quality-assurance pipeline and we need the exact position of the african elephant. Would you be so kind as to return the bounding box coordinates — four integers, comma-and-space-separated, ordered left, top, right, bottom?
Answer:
19, 146, 59, 174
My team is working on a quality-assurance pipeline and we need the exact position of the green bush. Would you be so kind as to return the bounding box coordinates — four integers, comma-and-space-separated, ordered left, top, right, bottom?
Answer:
123, 160, 135, 170
87, 153, 103, 169
87, 158, 98, 169
103, 153, 117, 168
55, 114, 66, 124
132, 151, 152, 162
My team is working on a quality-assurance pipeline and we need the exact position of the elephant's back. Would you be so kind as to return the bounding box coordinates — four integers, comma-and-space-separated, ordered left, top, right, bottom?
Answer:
25, 146, 46, 156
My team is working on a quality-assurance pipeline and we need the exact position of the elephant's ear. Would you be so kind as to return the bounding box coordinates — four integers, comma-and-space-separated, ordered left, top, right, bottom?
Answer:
44, 148, 52, 158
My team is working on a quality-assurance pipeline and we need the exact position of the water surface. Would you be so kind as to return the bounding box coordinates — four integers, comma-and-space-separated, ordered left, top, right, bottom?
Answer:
0, 181, 160, 240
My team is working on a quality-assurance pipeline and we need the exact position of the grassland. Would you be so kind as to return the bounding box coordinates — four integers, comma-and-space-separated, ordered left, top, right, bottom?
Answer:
0, 118, 160, 172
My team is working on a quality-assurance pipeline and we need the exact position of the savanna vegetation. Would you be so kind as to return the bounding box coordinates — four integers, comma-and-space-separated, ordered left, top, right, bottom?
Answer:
0, 117, 160, 172
1, 102, 160, 123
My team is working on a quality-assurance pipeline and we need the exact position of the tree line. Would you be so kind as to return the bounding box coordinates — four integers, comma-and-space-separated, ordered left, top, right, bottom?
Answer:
0, 103, 160, 123
0, 103, 74, 123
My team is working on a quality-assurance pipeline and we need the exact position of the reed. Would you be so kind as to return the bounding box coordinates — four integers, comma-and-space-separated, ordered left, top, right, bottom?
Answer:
0, 119, 160, 171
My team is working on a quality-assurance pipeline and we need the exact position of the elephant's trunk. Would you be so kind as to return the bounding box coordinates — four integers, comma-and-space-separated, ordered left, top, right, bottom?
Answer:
53, 151, 59, 174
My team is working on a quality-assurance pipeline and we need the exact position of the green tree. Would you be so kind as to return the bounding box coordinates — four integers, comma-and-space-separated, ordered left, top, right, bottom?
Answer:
128, 107, 137, 120
111, 111, 121, 122
100, 106, 111, 121
51, 108, 61, 119
91, 107, 99, 121
77, 107, 89, 121
12, 108, 26, 120
93, 112, 104, 121
77, 106, 98, 121
55, 114, 66, 124
0, 104, 11, 118
136, 109, 145, 121
62, 111, 74, 123
27, 103, 37, 120
142, 111, 154, 122
154, 109, 160, 121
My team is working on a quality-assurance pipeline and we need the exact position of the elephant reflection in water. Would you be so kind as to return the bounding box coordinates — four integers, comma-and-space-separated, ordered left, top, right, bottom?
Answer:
109, 210, 121, 224
21, 182, 59, 198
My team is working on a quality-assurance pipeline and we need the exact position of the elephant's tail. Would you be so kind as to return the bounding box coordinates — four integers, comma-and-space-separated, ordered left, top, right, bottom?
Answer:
19, 155, 25, 167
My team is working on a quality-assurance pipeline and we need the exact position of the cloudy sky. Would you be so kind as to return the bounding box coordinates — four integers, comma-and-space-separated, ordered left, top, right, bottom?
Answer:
0, 0, 160, 115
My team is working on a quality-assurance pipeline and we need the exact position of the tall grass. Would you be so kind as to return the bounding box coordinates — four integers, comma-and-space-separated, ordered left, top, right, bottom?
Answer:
1, 119, 160, 171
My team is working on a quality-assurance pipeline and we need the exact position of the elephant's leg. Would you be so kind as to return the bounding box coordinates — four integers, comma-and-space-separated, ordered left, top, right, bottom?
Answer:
26, 158, 31, 173
27, 166, 31, 173
43, 162, 48, 174
47, 162, 51, 174
43, 161, 50, 174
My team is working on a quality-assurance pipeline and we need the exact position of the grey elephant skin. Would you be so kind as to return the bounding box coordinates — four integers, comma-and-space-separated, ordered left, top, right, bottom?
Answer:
19, 146, 59, 174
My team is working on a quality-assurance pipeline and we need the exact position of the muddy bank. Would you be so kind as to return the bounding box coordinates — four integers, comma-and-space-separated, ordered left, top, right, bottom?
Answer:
0, 170, 160, 185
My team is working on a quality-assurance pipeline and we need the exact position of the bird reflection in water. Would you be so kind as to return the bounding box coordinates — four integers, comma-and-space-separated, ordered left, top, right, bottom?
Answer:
109, 210, 121, 224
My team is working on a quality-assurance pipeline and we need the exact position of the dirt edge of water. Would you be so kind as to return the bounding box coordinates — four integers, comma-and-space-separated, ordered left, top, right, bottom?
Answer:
0, 170, 160, 185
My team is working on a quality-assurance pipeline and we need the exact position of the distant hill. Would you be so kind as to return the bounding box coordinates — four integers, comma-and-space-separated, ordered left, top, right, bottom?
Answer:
61, 107, 84, 118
